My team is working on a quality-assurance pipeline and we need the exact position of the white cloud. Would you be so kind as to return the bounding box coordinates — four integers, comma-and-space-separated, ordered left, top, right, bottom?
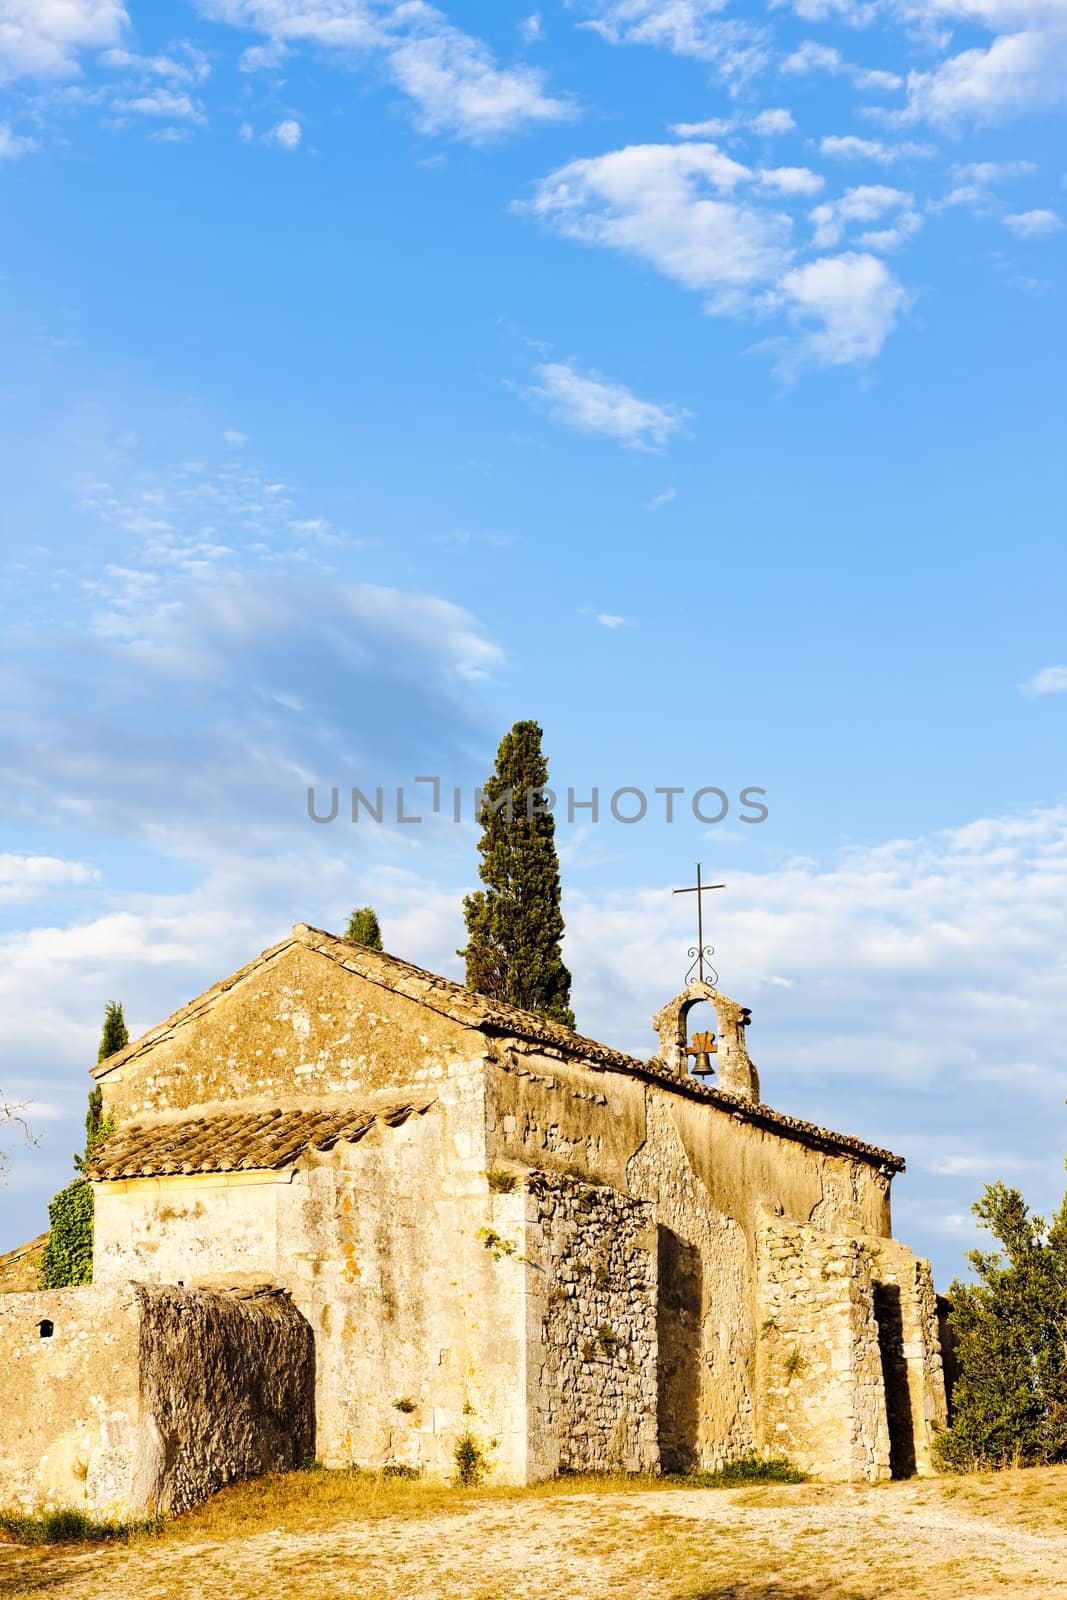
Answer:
750, 106, 796, 134
671, 116, 733, 138
930, 1152, 1033, 1176
1021, 665, 1067, 694
644, 485, 677, 508
819, 134, 935, 163
523, 141, 913, 367
223, 428, 248, 445
520, 11, 542, 43
810, 184, 918, 248
775, 0, 878, 23
386, 12, 574, 140
578, 0, 770, 87
0, 855, 100, 904
595, 612, 629, 627
780, 39, 902, 91
1003, 207, 1063, 235
195, 0, 574, 142
101, 44, 211, 83
0, 121, 34, 158
114, 88, 207, 124
269, 116, 302, 148
521, 143, 794, 299
0, 0, 127, 81
953, 159, 1036, 183
780, 250, 910, 364
759, 165, 824, 194
673, 107, 797, 139
901, 5, 1067, 127
524, 360, 690, 451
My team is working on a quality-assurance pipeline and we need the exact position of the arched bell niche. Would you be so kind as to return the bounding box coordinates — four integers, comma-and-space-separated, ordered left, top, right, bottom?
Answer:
651, 980, 761, 1103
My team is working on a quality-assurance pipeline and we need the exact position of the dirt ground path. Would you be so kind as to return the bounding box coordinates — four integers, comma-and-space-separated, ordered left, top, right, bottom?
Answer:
3, 1476, 1067, 1600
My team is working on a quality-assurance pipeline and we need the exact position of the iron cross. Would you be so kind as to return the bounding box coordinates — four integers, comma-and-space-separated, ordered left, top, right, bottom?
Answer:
673, 864, 725, 984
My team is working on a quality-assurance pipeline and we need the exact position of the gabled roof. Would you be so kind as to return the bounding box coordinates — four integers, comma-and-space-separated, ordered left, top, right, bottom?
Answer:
92, 922, 905, 1173
93, 921, 641, 1078
87, 1100, 432, 1181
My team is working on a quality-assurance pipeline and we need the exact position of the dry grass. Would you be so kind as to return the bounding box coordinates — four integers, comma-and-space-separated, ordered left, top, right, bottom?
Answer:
3, 1464, 1067, 1600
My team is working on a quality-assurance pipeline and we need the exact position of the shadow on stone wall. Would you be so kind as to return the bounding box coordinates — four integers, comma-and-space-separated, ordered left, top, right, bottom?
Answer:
656, 1225, 703, 1473
873, 1282, 915, 1479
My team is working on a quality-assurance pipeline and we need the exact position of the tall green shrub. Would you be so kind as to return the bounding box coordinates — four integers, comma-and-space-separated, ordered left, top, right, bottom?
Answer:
345, 906, 383, 950
935, 1181, 1067, 1471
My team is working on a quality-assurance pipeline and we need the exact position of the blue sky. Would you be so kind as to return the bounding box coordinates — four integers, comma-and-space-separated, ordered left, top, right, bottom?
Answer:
1, 0, 1065, 1282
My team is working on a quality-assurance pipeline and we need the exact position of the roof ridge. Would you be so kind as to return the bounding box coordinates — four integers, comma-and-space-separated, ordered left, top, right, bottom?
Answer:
89, 921, 904, 1173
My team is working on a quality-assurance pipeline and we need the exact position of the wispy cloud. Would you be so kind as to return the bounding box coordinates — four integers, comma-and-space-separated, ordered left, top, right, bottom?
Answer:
819, 135, 935, 164
113, 88, 208, 124
1021, 665, 1067, 695
644, 485, 677, 509
672, 106, 796, 138
1003, 207, 1063, 236
524, 360, 690, 451
810, 185, 920, 250
0, 855, 100, 904
577, 0, 770, 89
780, 40, 902, 92
0, 122, 35, 159
195, 0, 576, 142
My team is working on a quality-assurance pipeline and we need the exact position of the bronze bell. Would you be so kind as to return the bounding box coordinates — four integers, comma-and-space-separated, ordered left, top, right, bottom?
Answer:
686, 1030, 717, 1078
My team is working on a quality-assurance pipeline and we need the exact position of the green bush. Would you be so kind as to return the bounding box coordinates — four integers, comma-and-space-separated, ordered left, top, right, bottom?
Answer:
674, 1454, 807, 1487
452, 1434, 487, 1486
935, 1182, 1067, 1472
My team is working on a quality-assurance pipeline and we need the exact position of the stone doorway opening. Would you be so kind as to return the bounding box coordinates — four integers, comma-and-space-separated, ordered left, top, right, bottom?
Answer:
874, 1282, 917, 1478
656, 1225, 703, 1473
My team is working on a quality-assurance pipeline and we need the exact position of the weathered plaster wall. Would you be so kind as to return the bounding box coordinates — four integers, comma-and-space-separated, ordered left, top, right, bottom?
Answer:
93, 1075, 537, 1483
97, 943, 484, 1120
754, 1218, 891, 1482
522, 1173, 658, 1478
0, 1284, 313, 1517
487, 1050, 899, 1474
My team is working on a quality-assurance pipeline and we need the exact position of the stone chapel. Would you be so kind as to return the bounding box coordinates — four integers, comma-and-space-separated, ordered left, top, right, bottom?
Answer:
0, 922, 947, 1516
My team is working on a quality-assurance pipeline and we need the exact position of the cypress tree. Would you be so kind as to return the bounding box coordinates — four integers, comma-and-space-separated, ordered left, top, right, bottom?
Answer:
460, 720, 575, 1029
345, 906, 383, 950
97, 1000, 128, 1063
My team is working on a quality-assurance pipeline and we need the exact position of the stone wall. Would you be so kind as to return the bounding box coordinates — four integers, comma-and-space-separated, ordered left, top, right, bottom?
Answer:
488, 1051, 898, 1474
873, 1239, 948, 1475
0, 1283, 313, 1518
754, 1218, 891, 1482
522, 1173, 658, 1477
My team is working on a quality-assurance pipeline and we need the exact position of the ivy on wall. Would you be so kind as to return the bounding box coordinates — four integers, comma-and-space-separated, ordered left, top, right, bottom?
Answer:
38, 1177, 96, 1288
38, 1064, 118, 1289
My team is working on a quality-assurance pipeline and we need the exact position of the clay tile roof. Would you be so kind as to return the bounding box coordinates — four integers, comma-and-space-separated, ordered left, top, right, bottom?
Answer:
86, 1101, 431, 1182
89, 922, 905, 1173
